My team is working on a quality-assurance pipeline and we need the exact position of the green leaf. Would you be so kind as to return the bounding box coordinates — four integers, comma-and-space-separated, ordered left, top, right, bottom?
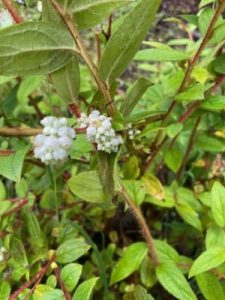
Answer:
69, 0, 133, 29
100, 0, 161, 84
61, 263, 82, 292
201, 95, 225, 111
196, 135, 225, 152
9, 237, 29, 281
156, 262, 197, 300
142, 174, 164, 200
35, 289, 65, 300
120, 78, 151, 116
175, 202, 202, 231
211, 182, 225, 227
17, 75, 44, 104
51, 56, 80, 104
23, 211, 48, 258
123, 180, 146, 205
15, 178, 28, 197
131, 285, 155, 300
0, 146, 29, 182
205, 225, 225, 249
68, 171, 107, 203
97, 152, 116, 200
213, 53, 225, 74
0, 22, 75, 76
189, 247, 225, 277
72, 277, 99, 300
135, 48, 191, 62
167, 123, 183, 138
199, 0, 215, 8
154, 239, 180, 262
196, 272, 225, 300
56, 238, 91, 264
0, 180, 6, 201
0, 281, 10, 300
176, 83, 204, 102
164, 148, 182, 173
110, 242, 148, 285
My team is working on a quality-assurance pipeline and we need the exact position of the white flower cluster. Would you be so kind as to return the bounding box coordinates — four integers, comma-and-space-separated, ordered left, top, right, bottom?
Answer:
78, 110, 123, 153
126, 124, 141, 140
34, 117, 75, 164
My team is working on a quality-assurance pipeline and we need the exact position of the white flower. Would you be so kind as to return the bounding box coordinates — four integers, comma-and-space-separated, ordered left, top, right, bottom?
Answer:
33, 117, 76, 164
78, 110, 123, 153
126, 123, 140, 140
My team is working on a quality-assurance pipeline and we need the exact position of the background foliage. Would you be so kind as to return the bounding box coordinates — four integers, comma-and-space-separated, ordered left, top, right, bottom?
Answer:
0, 0, 225, 299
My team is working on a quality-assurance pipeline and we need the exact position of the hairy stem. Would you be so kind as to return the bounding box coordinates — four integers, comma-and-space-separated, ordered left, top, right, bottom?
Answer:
49, 0, 116, 116
2, 0, 23, 23
54, 267, 71, 300
120, 187, 159, 267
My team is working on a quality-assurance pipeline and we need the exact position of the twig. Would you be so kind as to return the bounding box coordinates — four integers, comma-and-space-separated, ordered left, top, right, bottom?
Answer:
54, 267, 71, 300
119, 187, 159, 267
102, 15, 113, 41
0, 127, 86, 137
49, 0, 116, 116
2, 0, 23, 23
9, 255, 55, 300
1, 198, 28, 218
0, 150, 15, 156
176, 116, 202, 182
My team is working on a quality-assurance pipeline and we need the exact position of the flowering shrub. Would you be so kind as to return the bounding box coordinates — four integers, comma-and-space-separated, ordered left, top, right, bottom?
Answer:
0, 0, 225, 299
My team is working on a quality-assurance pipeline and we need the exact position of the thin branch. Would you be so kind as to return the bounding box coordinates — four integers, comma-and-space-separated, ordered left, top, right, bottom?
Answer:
54, 267, 71, 300
0, 127, 86, 137
2, 0, 23, 23
120, 187, 159, 267
49, 0, 116, 116
1, 198, 28, 218
9, 255, 55, 300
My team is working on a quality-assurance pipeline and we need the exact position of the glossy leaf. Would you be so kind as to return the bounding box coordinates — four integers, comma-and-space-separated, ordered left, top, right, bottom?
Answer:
156, 262, 197, 300
189, 247, 225, 277
211, 182, 225, 227
110, 242, 148, 285
61, 263, 82, 292
72, 277, 99, 300
56, 238, 91, 264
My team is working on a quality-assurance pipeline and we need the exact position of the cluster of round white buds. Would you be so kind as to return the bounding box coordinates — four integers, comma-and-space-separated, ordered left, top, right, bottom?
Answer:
126, 123, 141, 140
78, 110, 123, 153
33, 117, 76, 164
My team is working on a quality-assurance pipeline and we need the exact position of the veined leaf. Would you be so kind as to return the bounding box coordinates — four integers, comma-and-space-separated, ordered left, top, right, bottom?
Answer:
110, 242, 148, 285
189, 247, 225, 277
69, 0, 134, 29
196, 272, 225, 300
51, 56, 80, 104
211, 182, 225, 228
72, 277, 99, 300
100, 0, 161, 85
156, 262, 197, 300
135, 48, 191, 62
0, 22, 75, 76
0, 146, 29, 182
120, 78, 151, 116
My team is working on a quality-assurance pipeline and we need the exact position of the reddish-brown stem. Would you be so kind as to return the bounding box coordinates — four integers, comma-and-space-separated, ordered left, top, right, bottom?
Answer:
120, 187, 159, 267
102, 15, 112, 41
1, 198, 28, 218
176, 116, 202, 181
2, 0, 23, 23
54, 267, 71, 300
0, 150, 15, 156
29, 96, 44, 120
9, 255, 55, 300
69, 103, 81, 118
